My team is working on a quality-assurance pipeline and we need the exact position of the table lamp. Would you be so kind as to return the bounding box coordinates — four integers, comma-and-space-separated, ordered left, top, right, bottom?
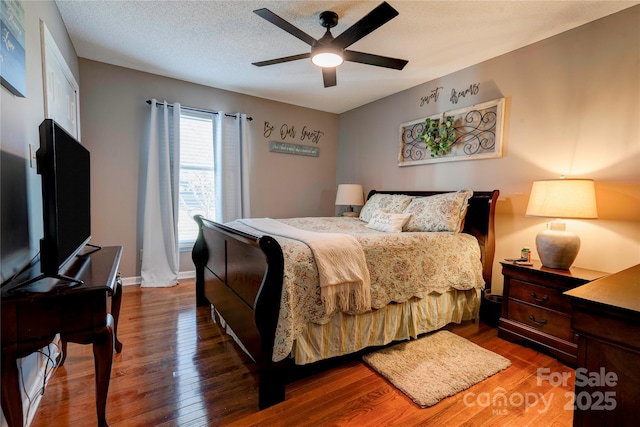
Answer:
525, 178, 598, 269
335, 184, 364, 217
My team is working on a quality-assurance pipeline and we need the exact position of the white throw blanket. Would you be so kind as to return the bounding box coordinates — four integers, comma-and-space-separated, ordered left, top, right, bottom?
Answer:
238, 218, 371, 314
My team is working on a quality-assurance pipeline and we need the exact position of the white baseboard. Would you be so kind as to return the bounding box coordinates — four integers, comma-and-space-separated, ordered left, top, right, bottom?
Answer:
121, 276, 140, 286
179, 270, 195, 280
121, 270, 195, 286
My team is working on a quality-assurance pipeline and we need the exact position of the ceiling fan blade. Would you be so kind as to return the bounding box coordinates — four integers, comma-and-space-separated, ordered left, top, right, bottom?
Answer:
252, 53, 310, 67
332, 2, 399, 50
322, 68, 337, 88
343, 50, 408, 70
254, 8, 317, 47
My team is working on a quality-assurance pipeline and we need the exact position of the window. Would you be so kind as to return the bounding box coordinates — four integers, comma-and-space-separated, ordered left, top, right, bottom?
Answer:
178, 111, 215, 248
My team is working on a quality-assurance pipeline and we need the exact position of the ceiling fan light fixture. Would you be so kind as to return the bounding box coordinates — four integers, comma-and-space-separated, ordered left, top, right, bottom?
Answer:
311, 50, 343, 68
253, 3, 408, 85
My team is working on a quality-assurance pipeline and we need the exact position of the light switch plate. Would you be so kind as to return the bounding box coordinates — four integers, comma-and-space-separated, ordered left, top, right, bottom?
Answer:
29, 144, 37, 169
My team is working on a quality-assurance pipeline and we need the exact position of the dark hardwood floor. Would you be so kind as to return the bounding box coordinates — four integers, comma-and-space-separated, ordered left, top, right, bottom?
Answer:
31, 280, 575, 426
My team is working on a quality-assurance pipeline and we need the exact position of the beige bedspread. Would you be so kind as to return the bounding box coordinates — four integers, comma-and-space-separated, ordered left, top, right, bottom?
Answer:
238, 218, 371, 314
227, 216, 484, 362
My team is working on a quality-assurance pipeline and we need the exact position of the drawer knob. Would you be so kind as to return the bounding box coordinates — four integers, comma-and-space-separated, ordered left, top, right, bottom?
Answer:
530, 292, 549, 303
529, 314, 548, 325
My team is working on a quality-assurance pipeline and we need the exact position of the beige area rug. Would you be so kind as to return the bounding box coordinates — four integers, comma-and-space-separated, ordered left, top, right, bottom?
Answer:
363, 330, 511, 407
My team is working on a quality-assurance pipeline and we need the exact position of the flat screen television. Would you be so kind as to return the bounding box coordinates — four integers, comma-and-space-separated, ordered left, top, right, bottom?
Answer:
37, 119, 92, 284
0, 150, 32, 285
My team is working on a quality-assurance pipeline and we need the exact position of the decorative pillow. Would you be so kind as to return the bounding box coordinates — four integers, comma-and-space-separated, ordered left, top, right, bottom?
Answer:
366, 212, 412, 233
402, 189, 473, 232
359, 193, 414, 223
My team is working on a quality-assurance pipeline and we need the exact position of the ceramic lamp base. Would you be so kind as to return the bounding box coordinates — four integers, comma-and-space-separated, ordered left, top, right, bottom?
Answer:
536, 226, 581, 270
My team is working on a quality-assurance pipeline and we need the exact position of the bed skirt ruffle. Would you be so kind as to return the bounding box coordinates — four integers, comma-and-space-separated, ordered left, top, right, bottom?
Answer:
291, 287, 482, 365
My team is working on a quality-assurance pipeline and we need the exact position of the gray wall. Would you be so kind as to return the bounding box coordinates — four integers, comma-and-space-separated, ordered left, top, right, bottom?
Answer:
0, 2, 79, 424
78, 59, 338, 279
1, 0, 78, 255
4, 3, 638, 291
338, 6, 640, 293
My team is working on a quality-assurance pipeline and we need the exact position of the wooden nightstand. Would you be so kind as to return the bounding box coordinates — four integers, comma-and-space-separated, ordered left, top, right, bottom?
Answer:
498, 261, 607, 366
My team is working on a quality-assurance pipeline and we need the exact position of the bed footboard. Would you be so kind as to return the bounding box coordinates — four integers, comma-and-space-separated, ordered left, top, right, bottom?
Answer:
192, 215, 286, 408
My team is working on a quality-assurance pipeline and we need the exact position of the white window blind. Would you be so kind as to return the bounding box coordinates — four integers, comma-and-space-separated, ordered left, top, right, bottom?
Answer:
178, 111, 215, 248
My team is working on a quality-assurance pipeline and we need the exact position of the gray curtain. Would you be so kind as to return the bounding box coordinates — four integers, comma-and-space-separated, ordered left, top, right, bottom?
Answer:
140, 99, 180, 287
214, 112, 250, 222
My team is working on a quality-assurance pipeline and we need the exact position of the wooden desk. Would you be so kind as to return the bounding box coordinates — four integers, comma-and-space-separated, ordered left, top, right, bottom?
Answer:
564, 264, 640, 427
1, 246, 123, 427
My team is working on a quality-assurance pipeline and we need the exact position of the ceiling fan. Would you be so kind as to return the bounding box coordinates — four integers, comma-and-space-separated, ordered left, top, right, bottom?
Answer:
252, 2, 408, 88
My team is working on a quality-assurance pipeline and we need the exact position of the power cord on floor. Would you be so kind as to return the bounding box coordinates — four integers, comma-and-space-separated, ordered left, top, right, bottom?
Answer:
16, 339, 61, 427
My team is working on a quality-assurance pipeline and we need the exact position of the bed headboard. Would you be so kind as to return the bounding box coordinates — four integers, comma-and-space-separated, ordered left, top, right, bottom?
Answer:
367, 189, 500, 289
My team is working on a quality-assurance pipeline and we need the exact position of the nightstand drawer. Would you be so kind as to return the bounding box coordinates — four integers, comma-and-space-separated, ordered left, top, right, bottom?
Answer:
507, 300, 573, 342
508, 279, 572, 313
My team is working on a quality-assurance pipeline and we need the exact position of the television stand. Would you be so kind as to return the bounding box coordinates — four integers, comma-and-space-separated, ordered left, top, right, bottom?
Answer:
7, 272, 84, 292
6, 243, 107, 293
1, 246, 123, 427
80, 242, 103, 257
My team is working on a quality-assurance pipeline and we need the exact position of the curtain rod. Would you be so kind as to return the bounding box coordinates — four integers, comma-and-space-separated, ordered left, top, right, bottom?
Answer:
146, 100, 252, 121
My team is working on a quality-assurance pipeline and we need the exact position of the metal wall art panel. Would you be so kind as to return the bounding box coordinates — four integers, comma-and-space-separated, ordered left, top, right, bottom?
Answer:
399, 98, 505, 166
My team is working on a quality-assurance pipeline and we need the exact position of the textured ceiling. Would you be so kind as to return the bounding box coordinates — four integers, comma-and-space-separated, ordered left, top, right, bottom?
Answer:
56, 1, 637, 114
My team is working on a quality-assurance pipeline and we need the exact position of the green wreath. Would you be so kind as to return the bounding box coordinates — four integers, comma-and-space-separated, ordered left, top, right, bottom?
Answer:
418, 115, 456, 157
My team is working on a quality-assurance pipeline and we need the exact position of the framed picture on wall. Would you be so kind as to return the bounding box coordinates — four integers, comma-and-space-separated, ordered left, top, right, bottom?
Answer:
40, 20, 81, 140
399, 98, 505, 166
1, 0, 26, 97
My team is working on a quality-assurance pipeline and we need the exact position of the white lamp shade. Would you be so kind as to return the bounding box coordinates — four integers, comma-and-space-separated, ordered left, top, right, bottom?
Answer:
526, 179, 598, 219
526, 178, 597, 269
335, 184, 364, 206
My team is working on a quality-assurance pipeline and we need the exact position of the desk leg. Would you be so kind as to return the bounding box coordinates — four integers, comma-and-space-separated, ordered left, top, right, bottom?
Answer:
93, 315, 115, 427
58, 337, 69, 366
1, 350, 22, 427
111, 277, 123, 353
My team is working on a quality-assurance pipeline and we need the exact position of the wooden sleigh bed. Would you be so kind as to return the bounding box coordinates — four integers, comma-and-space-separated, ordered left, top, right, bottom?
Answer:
192, 189, 499, 408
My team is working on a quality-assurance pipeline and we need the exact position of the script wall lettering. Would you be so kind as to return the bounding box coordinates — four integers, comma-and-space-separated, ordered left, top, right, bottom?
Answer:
280, 124, 296, 140
263, 121, 275, 138
420, 87, 443, 106
418, 82, 481, 107
300, 126, 324, 144
450, 83, 480, 104
263, 121, 325, 144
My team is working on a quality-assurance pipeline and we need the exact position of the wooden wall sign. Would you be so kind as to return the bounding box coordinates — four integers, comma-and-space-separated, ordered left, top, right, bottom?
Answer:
269, 141, 319, 157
